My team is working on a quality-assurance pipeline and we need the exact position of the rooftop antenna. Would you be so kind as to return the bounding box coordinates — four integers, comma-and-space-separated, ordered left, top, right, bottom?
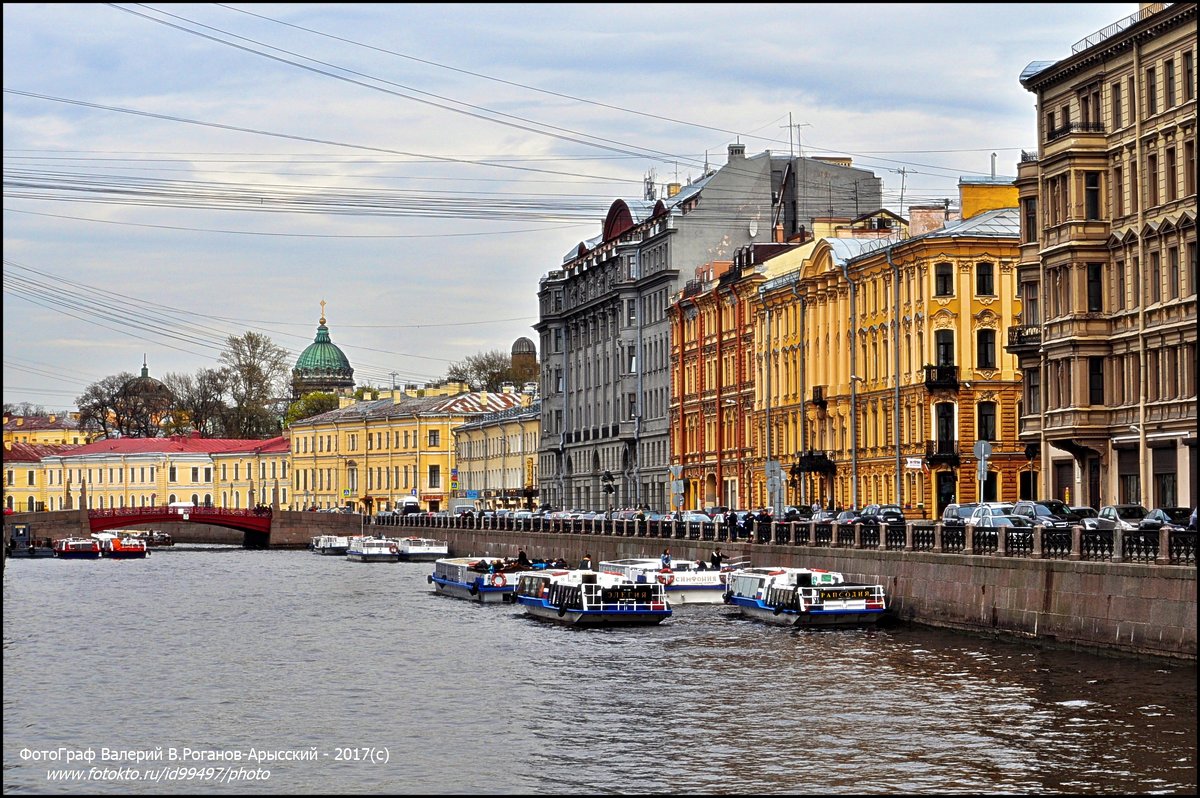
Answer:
991, 152, 997, 179
781, 113, 811, 159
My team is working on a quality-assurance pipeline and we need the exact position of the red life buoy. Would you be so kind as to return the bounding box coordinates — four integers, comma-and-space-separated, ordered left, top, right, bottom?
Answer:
493, 573, 507, 588
656, 572, 675, 586
389, 545, 398, 554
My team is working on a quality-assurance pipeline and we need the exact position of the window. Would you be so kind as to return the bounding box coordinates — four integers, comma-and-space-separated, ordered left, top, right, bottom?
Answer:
977, 402, 997, 442
1185, 51, 1195, 102
1111, 81, 1123, 129
976, 262, 994, 295
205, 467, 211, 482
427, 464, 441, 489
191, 467, 199, 482
1023, 282, 1040, 325
1168, 247, 1179, 300
977, 329, 996, 370
1116, 261, 1126, 310
1166, 147, 1177, 202
1146, 66, 1157, 115
1148, 154, 1158, 206
1113, 166, 1124, 216
1086, 263, 1103, 312
1022, 197, 1038, 243
935, 262, 953, 296
1084, 171, 1101, 219
935, 330, 955, 367
1088, 357, 1105, 405
1150, 251, 1161, 303
1186, 141, 1196, 197
428, 430, 440, 447
1165, 58, 1176, 109
169, 465, 177, 482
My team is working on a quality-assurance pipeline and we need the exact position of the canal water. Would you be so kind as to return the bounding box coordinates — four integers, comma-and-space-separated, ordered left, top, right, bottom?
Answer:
3, 546, 1195, 795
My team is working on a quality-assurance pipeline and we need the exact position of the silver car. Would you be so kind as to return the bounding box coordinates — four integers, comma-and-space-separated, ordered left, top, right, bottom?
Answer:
1098, 504, 1149, 531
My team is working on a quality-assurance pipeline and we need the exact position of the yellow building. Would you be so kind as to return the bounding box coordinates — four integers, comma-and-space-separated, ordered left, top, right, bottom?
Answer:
37, 433, 265, 511
3, 442, 78, 512
755, 181, 1024, 517
288, 387, 527, 513
3, 413, 97, 447
452, 388, 540, 510
211, 436, 292, 510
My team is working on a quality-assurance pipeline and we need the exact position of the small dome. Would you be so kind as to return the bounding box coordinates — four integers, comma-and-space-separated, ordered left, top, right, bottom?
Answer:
511, 337, 536, 356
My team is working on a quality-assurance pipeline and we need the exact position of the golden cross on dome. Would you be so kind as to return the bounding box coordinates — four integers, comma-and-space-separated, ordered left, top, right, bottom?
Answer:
320, 299, 326, 325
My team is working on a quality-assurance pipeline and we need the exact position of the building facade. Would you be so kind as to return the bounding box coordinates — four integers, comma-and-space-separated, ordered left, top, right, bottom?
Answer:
211, 435, 292, 510
536, 143, 881, 512
3, 413, 95, 447
288, 388, 526, 513
1015, 2, 1197, 509
3, 442, 78, 512
453, 390, 540, 510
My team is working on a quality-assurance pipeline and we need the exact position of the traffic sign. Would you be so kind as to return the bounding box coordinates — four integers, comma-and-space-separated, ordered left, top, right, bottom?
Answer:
669, 465, 683, 479
973, 440, 993, 460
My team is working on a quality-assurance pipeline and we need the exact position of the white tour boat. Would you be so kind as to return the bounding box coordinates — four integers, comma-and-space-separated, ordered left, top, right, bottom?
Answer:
428, 556, 535, 602
508, 569, 671, 627
345, 536, 401, 563
310, 534, 351, 556
723, 566, 886, 627
598, 557, 749, 605
394, 536, 449, 562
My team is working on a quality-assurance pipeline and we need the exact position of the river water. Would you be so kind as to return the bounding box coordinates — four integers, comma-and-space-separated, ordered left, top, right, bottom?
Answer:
3, 546, 1195, 795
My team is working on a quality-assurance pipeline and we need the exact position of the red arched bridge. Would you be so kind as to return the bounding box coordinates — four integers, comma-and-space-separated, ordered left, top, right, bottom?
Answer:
87, 505, 272, 535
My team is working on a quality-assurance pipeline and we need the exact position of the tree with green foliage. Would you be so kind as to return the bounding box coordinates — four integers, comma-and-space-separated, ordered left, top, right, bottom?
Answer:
284, 392, 340, 428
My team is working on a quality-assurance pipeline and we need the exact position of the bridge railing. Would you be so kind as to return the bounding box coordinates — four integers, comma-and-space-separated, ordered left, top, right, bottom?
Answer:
88, 506, 272, 519
381, 514, 1196, 567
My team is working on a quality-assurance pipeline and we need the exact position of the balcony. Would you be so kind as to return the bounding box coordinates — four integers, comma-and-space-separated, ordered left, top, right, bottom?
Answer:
811, 386, 827, 411
925, 439, 961, 467
617, 420, 638, 441
1006, 324, 1042, 355
794, 450, 837, 475
924, 364, 959, 391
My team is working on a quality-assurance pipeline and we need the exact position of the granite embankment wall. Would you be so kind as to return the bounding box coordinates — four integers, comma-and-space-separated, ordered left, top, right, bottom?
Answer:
6, 511, 1194, 661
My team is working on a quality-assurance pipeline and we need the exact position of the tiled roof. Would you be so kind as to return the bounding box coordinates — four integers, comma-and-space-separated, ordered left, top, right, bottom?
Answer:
54, 435, 272, 458
3, 442, 82, 463
214, 435, 290, 455
292, 393, 525, 427
3, 415, 81, 431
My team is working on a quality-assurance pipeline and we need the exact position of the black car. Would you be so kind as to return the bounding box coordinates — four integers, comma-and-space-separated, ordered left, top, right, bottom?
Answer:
1139, 507, 1192, 533
1011, 499, 1083, 529
941, 503, 980, 529
857, 503, 906, 529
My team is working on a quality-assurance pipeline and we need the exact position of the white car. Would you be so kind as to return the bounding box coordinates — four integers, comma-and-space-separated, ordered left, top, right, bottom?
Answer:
968, 503, 1014, 525
1098, 504, 1150, 531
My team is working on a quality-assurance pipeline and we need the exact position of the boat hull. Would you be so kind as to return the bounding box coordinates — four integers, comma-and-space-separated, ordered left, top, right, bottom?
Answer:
397, 552, 445, 562
346, 552, 400, 563
55, 550, 101, 560
730, 599, 884, 627
314, 546, 349, 556
430, 574, 512, 603
661, 584, 728, 604
517, 597, 670, 627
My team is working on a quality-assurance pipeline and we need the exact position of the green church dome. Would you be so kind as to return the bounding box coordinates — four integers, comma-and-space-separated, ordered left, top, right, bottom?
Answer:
295, 322, 352, 374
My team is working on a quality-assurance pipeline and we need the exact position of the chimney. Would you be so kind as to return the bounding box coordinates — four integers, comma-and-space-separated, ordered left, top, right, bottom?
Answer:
667, 182, 681, 198
16, 418, 24, 426
727, 142, 746, 162
48, 414, 56, 423
774, 223, 784, 243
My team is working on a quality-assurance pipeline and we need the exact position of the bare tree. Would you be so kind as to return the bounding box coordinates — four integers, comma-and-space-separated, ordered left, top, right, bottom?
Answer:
76, 373, 133, 438
445, 349, 535, 392
162, 368, 229, 437
219, 331, 289, 438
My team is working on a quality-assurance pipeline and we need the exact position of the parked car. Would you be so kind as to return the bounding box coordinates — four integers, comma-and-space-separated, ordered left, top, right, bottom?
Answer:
679, 511, 714, 524
1011, 500, 1082, 529
941, 503, 980, 529
782, 505, 813, 522
968, 503, 1015, 526
1070, 506, 1104, 529
1139, 507, 1192, 533
834, 509, 864, 525
971, 514, 1033, 529
857, 504, 906, 529
1097, 504, 1150, 531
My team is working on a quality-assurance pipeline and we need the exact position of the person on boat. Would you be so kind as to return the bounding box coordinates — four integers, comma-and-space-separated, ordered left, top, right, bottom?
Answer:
580, 553, 594, 570
711, 549, 725, 570
660, 548, 672, 571
517, 549, 531, 567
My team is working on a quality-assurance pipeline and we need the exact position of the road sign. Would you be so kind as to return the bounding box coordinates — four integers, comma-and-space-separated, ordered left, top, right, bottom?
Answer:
670, 479, 685, 495
767, 476, 781, 496
905, 457, 924, 470
765, 460, 782, 480
669, 464, 683, 479
973, 440, 993, 460
672, 492, 684, 507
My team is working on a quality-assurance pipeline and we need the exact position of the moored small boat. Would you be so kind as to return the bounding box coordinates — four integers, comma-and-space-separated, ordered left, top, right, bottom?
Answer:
723, 567, 886, 627
598, 557, 749, 605
394, 536, 449, 562
94, 533, 149, 559
310, 534, 351, 556
53, 537, 102, 559
346, 536, 401, 563
429, 555, 549, 602
509, 569, 671, 626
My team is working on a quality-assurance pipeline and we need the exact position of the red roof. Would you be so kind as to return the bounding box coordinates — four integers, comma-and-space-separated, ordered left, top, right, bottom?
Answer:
215, 435, 290, 455
56, 435, 274, 458
3, 442, 83, 463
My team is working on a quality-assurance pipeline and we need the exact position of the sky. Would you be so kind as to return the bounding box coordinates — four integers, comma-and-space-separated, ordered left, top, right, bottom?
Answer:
2, 2, 1140, 412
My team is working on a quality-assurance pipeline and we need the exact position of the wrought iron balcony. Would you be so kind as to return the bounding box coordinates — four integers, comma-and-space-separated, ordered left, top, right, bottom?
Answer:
1006, 324, 1042, 353
924, 364, 959, 391
811, 385, 827, 411
1046, 122, 1105, 143
794, 449, 837, 475
925, 439, 961, 467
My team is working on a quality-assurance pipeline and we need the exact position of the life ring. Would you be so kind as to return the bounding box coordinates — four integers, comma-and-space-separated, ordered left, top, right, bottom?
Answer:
656, 572, 675, 586
389, 545, 398, 554
493, 573, 507, 588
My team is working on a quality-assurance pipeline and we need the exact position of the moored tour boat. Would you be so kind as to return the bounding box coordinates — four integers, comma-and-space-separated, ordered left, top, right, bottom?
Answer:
509, 569, 671, 627
598, 557, 749, 605
310, 534, 351, 556
345, 536, 401, 563
92, 533, 149, 559
394, 536, 448, 562
723, 567, 886, 627
429, 556, 531, 603
53, 537, 102, 559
